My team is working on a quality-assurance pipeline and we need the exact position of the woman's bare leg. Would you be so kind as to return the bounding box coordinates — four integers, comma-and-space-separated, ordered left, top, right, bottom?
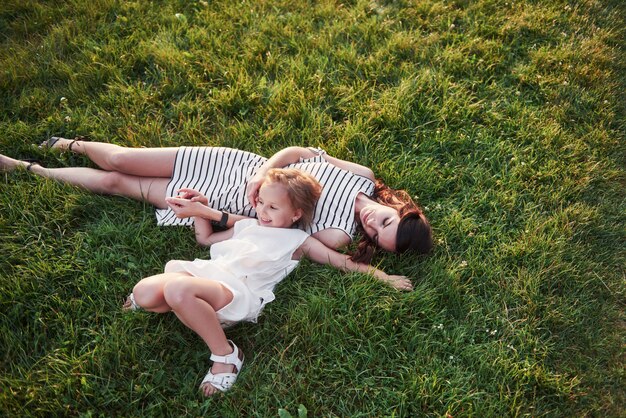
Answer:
0, 154, 171, 208
45, 137, 179, 177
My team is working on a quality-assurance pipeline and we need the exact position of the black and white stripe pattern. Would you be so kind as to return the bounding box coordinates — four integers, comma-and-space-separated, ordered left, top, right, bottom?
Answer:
288, 160, 374, 237
156, 147, 265, 226
155, 147, 375, 239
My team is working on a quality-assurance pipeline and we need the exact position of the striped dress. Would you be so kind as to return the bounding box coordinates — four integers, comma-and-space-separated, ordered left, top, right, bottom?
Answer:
155, 147, 375, 239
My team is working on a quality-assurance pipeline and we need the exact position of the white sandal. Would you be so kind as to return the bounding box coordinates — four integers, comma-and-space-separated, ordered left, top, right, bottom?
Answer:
200, 340, 244, 393
124, 293, 143, 311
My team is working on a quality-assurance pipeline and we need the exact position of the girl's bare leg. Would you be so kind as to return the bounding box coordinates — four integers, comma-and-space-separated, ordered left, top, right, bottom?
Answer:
45, 137, 179, 177
161, 275, 239, 396
129, 273, 178, 313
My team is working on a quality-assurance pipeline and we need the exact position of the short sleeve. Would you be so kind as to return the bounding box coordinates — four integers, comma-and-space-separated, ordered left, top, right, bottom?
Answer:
233, 218, 256, 236
299, 147, 327, 163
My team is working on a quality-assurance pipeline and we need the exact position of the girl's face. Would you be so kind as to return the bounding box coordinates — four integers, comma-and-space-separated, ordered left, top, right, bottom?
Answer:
359, 201, 400, 252
256, 181, 302, 228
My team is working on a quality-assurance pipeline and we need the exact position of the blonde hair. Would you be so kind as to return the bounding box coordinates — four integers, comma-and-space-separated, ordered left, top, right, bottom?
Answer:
262, 168, 322, 227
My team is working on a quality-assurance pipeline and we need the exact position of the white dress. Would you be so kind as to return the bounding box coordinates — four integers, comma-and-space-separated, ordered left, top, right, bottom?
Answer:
164, 219, 310, 326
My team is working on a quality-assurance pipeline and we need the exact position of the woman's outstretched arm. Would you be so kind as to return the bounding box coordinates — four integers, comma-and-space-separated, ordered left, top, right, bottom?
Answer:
246, 146, 375, 205
295, 236, 414, 291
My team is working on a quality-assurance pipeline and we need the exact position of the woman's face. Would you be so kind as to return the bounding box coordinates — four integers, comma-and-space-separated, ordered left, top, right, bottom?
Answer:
359, 201, 400, 252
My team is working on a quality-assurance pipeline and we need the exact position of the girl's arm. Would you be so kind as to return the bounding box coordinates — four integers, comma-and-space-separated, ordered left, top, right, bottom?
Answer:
165, 189, 240, 246
246, 147, 375, 205
166, 188, 252, 228
192, 214, 214, 245
191, 215, 234, 246
295, 236, 414, 291
194, 219, 234, 246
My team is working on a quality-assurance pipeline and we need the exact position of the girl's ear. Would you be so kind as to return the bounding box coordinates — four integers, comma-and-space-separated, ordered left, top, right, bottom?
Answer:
292, 208, 303, 223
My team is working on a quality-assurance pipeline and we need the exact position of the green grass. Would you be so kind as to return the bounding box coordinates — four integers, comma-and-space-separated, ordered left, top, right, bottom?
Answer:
1, 0, 624, 416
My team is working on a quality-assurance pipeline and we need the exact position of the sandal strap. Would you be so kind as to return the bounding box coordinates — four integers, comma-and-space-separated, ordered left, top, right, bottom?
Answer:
201, 370, 239, 392
201, 341, 244, 393
128, 293, 142, 311
209, 340, 243, 370
42, 136, 62, 149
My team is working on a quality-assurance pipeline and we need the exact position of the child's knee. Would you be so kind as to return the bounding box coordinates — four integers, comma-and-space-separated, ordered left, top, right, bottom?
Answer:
132, 279, 163, 308
162, 276, 193, 308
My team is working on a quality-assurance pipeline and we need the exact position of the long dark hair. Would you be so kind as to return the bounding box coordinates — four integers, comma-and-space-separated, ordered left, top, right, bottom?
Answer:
351, 180, 433, 263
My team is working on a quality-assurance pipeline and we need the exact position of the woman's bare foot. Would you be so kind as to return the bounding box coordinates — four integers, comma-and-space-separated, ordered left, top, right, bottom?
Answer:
0, 154, 30, 172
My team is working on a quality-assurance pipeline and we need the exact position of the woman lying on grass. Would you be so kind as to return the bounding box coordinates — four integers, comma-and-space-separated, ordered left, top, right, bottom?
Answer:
123, 168, 400, 396
1, 137, 432, 290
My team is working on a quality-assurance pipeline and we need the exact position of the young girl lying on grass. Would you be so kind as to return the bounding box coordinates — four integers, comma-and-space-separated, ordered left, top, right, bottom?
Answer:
123, 168, 400, 396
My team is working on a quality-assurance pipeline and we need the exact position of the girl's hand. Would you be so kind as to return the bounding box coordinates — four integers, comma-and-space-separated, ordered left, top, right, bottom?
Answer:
384, 275, 414, 291
176, 188, 209, 205
166, 196, 207, 219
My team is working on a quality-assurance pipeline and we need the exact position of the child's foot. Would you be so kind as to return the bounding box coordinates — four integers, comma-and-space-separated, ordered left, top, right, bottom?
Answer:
201, 362, 236, 396
0, 154, 30, 172
200, 340, 244, 396
122, 293, 143, 311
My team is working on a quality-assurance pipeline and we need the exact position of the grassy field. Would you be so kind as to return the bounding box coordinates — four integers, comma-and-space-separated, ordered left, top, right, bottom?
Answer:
1, 0, 624, 416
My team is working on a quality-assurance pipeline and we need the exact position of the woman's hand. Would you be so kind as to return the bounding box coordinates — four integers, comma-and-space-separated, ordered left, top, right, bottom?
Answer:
165, 188, 209, 218
382, 275, 414, 292
177, 188, 208, 205
166, 197, 207, 219
298, 236, 414, 291
246, 171, 266, 207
